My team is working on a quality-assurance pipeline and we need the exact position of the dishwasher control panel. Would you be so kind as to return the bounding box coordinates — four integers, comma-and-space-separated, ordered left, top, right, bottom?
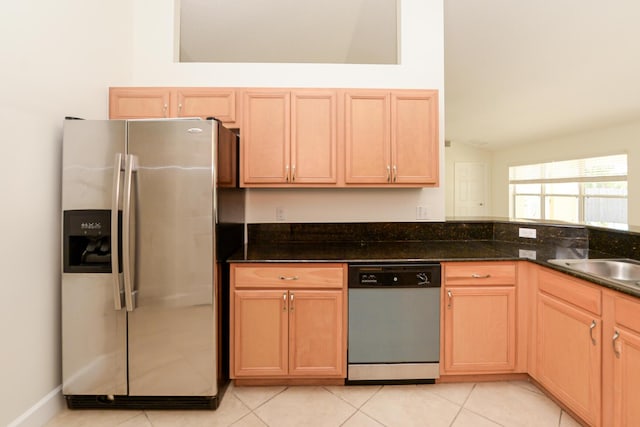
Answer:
348, 263, 441, 288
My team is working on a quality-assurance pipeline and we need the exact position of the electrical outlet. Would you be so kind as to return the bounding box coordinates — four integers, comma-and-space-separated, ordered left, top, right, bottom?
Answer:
416, 206, 428, 220
275, 207, 286, 221
518, 227, 537, 239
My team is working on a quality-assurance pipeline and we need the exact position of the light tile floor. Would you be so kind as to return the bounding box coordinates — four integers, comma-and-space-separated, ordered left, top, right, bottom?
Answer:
46, 380, 583, 427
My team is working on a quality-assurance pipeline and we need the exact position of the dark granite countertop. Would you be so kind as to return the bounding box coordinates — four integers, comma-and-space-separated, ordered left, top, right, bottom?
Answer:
230, 240, 596, 263
228, 220, 640, 297
229, 239, 640, 298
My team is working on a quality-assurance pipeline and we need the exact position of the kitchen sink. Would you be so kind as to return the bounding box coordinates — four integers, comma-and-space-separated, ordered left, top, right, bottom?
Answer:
547, 258, 640, 288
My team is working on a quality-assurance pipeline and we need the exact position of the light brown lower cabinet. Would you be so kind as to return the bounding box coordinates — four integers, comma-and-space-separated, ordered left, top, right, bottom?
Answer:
441, 262, 518, 374
604, 291, 640, 426
228, 259, 640, 425
230, 264, 346, 380
533, 268, 602, 426
440, 262, 640, 426
530, 266, 640, 427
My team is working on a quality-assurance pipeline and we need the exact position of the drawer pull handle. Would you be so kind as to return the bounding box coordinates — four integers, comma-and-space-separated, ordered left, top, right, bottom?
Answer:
589, 320, 597, 345
613, 330, 621, 358
471, 273, 491, 279
279, 275, 299, 281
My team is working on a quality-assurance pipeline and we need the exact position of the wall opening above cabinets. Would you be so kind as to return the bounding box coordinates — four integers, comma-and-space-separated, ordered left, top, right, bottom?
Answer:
177, 0, 399, 64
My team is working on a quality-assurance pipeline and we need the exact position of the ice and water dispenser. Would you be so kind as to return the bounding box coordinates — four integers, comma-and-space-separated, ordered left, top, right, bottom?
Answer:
63, 210, 121, 273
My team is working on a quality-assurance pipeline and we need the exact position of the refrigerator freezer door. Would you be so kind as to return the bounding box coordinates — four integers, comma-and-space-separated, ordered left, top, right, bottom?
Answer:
62, 120, 127, 396
126, 120, 217, 396
62, 120, 127, 211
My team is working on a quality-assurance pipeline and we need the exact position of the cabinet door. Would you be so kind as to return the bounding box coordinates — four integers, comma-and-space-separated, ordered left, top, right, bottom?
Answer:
232, 290, 288, 377
109, 87, 174, 119
288, 290, 344, 376
612, 327, 640, 426
536, 292, 601, 426
291, 90, 337, 184
241, 90, 290, 184
609, 293, 640, 427
217, 126, 237, 187
344, 91, 390, 184
176, 88, 238, 125
443, 286, 516, 373
391, 91, 439, 185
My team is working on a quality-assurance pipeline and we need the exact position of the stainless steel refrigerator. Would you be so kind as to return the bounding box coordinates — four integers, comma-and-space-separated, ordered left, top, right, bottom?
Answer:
61, 118, 244, 409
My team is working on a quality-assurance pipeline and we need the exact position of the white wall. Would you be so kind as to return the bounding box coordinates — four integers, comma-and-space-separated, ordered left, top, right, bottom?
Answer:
444, 142, 493, 217
128, 0, 445, 223
0, 1, 442, 423
491, 119, 640, 227
0, 2, 132, 426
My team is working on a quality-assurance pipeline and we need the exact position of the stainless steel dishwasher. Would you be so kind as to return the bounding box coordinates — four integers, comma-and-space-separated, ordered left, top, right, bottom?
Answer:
347, 263, 441, 383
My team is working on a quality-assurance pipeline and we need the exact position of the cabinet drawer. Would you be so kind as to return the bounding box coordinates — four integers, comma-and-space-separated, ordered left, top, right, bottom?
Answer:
233, 264, 346, 289
444, 262, 516, 285
538, 268, 601, 315
614, 293, 640, 334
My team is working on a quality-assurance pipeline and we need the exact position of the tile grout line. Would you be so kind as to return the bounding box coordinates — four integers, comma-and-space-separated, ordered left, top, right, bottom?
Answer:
143, 411, 154, 426
324, 384, 385, 427
448, 383, 507, 427
558, 409, 565, 427
235, 385, 290, 427
338, 409, 387, 427
234, 392, 260, 427
447, 383, 476, 427
322, 384, 384, 410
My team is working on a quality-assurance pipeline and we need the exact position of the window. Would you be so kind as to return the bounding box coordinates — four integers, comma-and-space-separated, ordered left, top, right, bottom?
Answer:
509, 154, 628, 229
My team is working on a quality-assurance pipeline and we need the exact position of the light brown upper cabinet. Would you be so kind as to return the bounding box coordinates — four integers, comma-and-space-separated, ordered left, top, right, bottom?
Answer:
109, 87, 175, 119
109, 87, 440, 188
109, 87, 240, 127
344, 89, 439, 186
241, 89, 337, 186
176, 88, 239, 127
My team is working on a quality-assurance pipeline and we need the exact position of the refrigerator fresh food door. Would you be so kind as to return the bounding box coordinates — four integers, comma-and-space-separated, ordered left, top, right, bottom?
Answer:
62, 119, 128, 396
126, 120, 217, 396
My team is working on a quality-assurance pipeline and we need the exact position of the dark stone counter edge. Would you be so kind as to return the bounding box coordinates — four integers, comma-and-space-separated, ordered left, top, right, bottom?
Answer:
228, 248, 640, 299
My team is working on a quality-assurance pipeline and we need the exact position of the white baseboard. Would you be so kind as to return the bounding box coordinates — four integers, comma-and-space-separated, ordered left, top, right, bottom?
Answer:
8, 386, 65, 427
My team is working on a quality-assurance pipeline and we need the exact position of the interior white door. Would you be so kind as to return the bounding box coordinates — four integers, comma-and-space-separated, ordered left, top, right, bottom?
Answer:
454, 162, 488, 216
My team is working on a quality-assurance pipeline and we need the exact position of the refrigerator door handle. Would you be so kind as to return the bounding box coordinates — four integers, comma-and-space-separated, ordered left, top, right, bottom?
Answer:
123, 154, 138, 312
111, 153, 124, 310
